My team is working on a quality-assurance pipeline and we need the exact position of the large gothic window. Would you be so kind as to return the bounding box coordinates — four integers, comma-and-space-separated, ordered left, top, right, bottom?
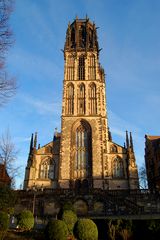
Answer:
73, 121, 92, 179
78, 55, 85, 80
78, 83, 85, 114
75, 126, 88, 171
88, 55, 96, 80
113, 157, 124, 178
39, 158, 56, 180
66, 83, 74, 114
89, 83, 97, 114
66, 56, 74, 80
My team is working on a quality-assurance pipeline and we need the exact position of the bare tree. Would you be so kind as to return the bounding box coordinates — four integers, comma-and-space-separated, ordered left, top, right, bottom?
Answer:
0, 129, 19, 186
139, 163, 148, 189
0, 0, 16, 106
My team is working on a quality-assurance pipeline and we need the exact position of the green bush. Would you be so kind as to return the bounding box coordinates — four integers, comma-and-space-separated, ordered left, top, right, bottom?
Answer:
0, 211, 9, 240
62, 201, 75, 212
17, 210, 34, 230
61, 210, 77, 234
74, 219, 98, 240
58, 201, 75, 219
45, 219, 69, 240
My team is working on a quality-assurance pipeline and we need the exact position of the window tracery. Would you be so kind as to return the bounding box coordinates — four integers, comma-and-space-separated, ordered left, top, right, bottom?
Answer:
113, 156, 124, 178
78, 84, 85, 114
89, 83, 97, 114
66, 56, 74, 80
78, 55, 85, 80
88, 55, 96, 79
39, 158, 56, 180
66, 83, 74, 114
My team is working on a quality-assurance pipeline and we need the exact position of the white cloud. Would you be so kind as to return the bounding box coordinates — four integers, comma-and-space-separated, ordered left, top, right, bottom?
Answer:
20, 93, 61, 115
14, 136, 31, 143
8, 47, 62, 81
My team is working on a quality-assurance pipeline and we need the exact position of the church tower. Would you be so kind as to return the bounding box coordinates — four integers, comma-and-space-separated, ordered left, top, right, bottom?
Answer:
59, 17, 138, 190
59, 17, 109, 189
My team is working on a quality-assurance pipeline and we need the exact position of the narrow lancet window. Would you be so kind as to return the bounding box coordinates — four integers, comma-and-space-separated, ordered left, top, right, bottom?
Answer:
78, 83, 85, 114
88, 55, 96, 80
89, 83, 97, 114
66, 83, 74, 115
66, 56, 74, 80
78, 55, 85, 80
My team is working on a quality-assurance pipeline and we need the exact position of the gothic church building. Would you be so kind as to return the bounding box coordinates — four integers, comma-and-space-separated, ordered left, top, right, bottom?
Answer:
24, 17, 139, 191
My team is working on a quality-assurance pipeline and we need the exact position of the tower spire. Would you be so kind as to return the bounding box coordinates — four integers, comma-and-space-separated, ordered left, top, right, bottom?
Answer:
126, 131, 129, 149
130, 132, 134, 151
34, 132, 37, 149
29, 133, 33, 152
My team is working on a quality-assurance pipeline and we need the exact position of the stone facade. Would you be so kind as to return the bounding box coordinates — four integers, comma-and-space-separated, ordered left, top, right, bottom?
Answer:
145, 135, 160, 190
24, 17, 139, 191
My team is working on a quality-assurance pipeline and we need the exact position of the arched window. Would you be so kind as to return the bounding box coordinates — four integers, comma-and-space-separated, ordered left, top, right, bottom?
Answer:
39, 158, 56, 180
88, 55, 96, 80
113, 157, 124, 178
66, 83, 74, 114
66, 56, 74, 80
89, 83, 97, 114
78, 84, 85, 114
78, 55, 85, 80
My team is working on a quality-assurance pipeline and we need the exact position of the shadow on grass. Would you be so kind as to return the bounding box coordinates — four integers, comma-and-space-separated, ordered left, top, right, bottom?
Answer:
4, 229, 45, 240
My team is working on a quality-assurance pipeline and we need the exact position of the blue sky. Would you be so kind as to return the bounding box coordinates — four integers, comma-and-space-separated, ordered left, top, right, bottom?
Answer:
1, 0, 160, 188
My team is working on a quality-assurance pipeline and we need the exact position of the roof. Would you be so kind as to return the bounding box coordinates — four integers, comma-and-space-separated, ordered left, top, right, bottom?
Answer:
0, 164, 11, 185
146, 135, 160, 140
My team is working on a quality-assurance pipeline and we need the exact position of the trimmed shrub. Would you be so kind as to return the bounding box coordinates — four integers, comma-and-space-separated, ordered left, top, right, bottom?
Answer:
0, 211, 9, 240
17, 210, 34, 230
45, 219, 69, 240
58, 201, 75, 219
61, 210, 77, 234
62, 201, 75, 212
74, 219, 98, 240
